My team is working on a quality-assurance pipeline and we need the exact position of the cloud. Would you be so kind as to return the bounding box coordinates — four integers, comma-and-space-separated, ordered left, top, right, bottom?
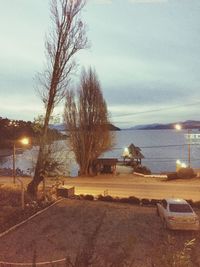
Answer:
129, 0, 168, 3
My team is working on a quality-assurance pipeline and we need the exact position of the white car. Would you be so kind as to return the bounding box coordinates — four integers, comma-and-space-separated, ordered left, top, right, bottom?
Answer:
157, 198, 199, 230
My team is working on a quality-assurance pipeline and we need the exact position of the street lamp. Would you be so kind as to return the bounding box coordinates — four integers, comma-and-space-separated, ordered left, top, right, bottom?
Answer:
13, 137, 29, 184
175, 124, 191, 168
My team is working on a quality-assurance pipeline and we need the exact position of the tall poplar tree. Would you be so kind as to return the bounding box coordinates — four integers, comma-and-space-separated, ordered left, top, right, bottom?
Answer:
64, 68, 114, 176
27, 0, 88, 195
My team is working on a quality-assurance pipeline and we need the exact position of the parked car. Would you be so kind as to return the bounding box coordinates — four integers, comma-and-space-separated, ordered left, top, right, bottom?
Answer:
157, 198, 199, 230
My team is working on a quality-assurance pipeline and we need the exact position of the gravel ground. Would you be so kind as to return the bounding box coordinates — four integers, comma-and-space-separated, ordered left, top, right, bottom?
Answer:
0, 199, 200, 267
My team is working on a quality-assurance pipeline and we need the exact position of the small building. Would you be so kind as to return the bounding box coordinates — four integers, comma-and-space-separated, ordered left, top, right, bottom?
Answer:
92, 158, 118, 175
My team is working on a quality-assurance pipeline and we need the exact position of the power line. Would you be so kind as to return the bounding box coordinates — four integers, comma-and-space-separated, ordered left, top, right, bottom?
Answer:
111, 101, 200, 118
114, 143, 200, 150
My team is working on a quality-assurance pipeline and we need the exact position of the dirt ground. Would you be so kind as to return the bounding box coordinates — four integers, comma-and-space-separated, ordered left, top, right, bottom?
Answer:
0, 199, 200, 267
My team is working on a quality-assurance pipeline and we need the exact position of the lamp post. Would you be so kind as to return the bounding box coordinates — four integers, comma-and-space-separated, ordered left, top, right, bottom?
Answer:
13, 137, 29, 184
175, 124, 191, 168
13, 142, 16, 184
187, 129, 191, 168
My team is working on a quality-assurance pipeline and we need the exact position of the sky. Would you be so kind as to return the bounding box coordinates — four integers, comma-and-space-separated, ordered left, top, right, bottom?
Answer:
0, 0, 199, 128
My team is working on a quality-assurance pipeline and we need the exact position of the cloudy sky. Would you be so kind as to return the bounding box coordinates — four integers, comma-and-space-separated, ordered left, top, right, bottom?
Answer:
0, 0, 199, 128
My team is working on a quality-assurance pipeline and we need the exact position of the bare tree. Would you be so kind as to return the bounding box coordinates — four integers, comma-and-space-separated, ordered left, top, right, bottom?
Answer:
27, 0, 88, 196
64, 68, 114, 176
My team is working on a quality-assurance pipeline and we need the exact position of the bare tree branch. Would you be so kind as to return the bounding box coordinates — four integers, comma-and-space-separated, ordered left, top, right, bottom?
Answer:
64, 68, 114, 176
27, 0, 88, 196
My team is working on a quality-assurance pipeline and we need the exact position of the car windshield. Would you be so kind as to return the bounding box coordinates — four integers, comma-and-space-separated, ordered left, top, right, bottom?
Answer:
169, 204, 193, 213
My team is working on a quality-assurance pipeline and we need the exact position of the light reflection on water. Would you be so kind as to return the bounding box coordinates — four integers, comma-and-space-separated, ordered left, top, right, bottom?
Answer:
1, 129, 200, 175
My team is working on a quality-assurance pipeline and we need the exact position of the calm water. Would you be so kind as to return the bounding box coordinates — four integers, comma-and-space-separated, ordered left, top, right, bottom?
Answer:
1, 129, 200, 175
105, 129, 200, 173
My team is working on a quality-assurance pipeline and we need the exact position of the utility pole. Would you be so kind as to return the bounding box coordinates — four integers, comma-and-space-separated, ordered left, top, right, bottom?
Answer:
188, 129, 191, 168
13, 142, 16, 184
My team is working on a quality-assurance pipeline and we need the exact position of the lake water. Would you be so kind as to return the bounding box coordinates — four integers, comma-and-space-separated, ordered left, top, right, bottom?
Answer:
1, 129, 200, 175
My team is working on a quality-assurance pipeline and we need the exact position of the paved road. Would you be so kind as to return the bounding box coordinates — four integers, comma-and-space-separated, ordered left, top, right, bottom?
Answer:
64, 179, 200, 201
1, 175, 200, 201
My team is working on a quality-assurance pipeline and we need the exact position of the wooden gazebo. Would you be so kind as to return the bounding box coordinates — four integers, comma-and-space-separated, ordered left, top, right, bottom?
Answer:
128, 143, 144, 164
122, 143, 144, 166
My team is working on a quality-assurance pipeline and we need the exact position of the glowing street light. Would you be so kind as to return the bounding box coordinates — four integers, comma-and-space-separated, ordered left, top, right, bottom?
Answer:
20, 137, 29, 145
175, 123, 182, 131
175, 124, 191, 168
176, 159, 187, 172
13, 137, 30, 184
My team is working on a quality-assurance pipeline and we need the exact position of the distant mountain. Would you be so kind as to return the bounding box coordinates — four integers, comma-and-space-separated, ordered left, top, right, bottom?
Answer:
50, 123, 121, 131
126, 120, 200, 130
108, 124, 121, 131
49, 123, 66, 132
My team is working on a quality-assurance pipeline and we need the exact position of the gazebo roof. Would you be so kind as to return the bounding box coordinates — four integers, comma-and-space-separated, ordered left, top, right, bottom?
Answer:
128, 143, 144, 159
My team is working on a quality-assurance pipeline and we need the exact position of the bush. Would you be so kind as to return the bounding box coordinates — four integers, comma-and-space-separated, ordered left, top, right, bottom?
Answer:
128, 196, 140, 205
83, 194, 94, 201
118, 197, 130, 203
141, 198, 151, 206
150, 199, 160, 206
118, 197, 140, 204
185, 199, 194, 207
192, 201, 200, 209
97, 195, 114, 202
177, 168, 196, 179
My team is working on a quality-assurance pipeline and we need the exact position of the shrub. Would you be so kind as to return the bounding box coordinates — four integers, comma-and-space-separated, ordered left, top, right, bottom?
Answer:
141, 198, 151, 206
150, 199, 160, 206
83, 194, 94, 201
192, 201, 200, 209
118, 197, 130, 203
185, 199, 194, 207
97, 195, 114, 202
118, 197, 139, 204
177, 168, 196, 179
128, 196, 140, 205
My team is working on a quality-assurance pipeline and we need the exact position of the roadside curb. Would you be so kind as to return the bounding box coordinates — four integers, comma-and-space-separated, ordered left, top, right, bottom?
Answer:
133, 172, 167, 179
0, 198, 63, 239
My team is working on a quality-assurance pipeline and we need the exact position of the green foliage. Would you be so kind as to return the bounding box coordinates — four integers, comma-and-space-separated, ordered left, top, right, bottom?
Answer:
0, 118, 34, 148
0, 117, 63, 149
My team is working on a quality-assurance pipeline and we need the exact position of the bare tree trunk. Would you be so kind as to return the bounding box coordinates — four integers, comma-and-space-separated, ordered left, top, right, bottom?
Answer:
27, 0, 87, 196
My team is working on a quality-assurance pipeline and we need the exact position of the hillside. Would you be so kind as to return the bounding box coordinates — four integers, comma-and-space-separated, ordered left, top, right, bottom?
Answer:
127, 120, 200, 130
50, 123, 121, 131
